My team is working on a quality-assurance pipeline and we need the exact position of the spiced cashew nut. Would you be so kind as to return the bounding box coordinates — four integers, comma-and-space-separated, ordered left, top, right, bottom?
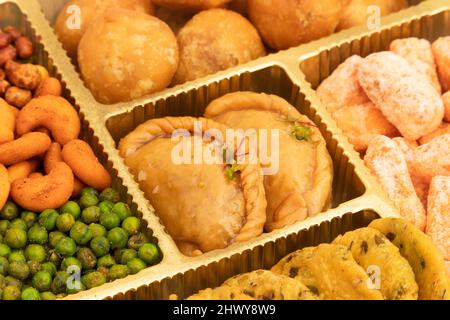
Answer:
44, 142, 85, 197
0, 164, 10, 209
0, 132, 51, 166
16, 95, 80, 145
0, 98, 15, 144
11, 162, 74, 211
62, 139, 111, 190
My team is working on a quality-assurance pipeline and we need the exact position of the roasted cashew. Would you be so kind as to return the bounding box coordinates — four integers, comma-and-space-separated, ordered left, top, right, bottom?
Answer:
44, 142, 85, 197
7, 158, 40, 183
11, 162, 74, 211
0, 98, 15, 144
0, 132, 51, 166
62, 139, 111, 190
0, 164, 10, 210
16, 96, 80, 145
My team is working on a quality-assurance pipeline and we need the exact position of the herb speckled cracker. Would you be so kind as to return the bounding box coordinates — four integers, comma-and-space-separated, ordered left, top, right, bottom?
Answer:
271, 243, 383, 300
333, 227, 418, 300
187, 286, 254, 300
369, 218, 450, 300
223, 269, 318, 300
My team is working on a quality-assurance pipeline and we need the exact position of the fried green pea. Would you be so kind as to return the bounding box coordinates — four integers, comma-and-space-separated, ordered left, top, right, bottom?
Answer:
81, 206, 101, 224
2, 285, 21, 300
70, 222, 93, 245
55, 237, 77, 257
0, 243, 11, 258
0, 201, 18, 220
8, 250, 25, 263
97, 255, 115, 268
81, 271, 106, 289
100, 212, 120, 230
21, 287, 41, 300
40, 291, 57, 300
127, 233, 149, 250
60, 201, 81, 220
25, 244, 46, 262
111, 202, 131, 221
79, 194, 99, 209
9, 219, 28, 231
98, 200, 114, 215
8, 261, 30, 280
77, 248, 97, 270
127, 258, 146, 275
107, 228, 128, 250
51, 271, 69, 294
0, 220, 10, 236
0, 256, 9, 275
32, 271, 52, 292
118, 249, 137, 265
41, 262, 57, 277
27, 225, 48, 245
56, 213, 75, 233
61, 257, 82, 272
108, 264, 129, 281
20, 212, 37, 229
49, 231, 65, 248
99, 188, 119, 203
122, 217, 140, 235
5, 228, 27, 249
89, 223, 106, 238
90, 236, 110, 257
138, 243, 159, 265
38, 209, 59, 231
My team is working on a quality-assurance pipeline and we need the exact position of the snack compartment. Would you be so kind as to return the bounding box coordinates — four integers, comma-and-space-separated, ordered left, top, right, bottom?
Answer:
0, 0, 174, 300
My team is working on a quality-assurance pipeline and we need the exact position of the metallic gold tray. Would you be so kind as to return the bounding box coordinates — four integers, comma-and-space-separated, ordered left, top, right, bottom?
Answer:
8, 0, 447, 299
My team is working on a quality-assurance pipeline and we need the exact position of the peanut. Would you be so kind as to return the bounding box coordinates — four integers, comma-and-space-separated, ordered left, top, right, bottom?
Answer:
36, 65, 49, 81
4, 26, 22, 41
5, 60, 41, 90
35, 77, 62, 97
0, 79, 10, 96
0, 32, 11, 49
5, 86, 32, 108
15, 36, 33, 59
0, 45, 16, 66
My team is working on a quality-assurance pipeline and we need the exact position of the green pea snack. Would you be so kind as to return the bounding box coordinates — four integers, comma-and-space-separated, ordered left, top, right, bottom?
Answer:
0, 186, 159, 299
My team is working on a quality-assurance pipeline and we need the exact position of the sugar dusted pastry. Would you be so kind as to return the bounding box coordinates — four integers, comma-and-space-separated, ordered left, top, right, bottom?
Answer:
152, 0, 231, 11
332, 102, 398, 152
205, 92, 333, 232
54, 0, 155, 59
173, 9, 265, 84
432, 37, 450, 92
364, 135, 426, 230
392, 137, 428, 208
119, 117, 266, 256
410, 134, 450, 185
390, 38, 441, 93
419, 122, 450, 145
358, 52, 444, 140
78, 9, 178, 104
316, 55, 369, 114
426, 176, 450, 261
247, 0, 343, 50
392, 137, 418, 160
443, 91, 450, 122
337, 0, 407, 31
